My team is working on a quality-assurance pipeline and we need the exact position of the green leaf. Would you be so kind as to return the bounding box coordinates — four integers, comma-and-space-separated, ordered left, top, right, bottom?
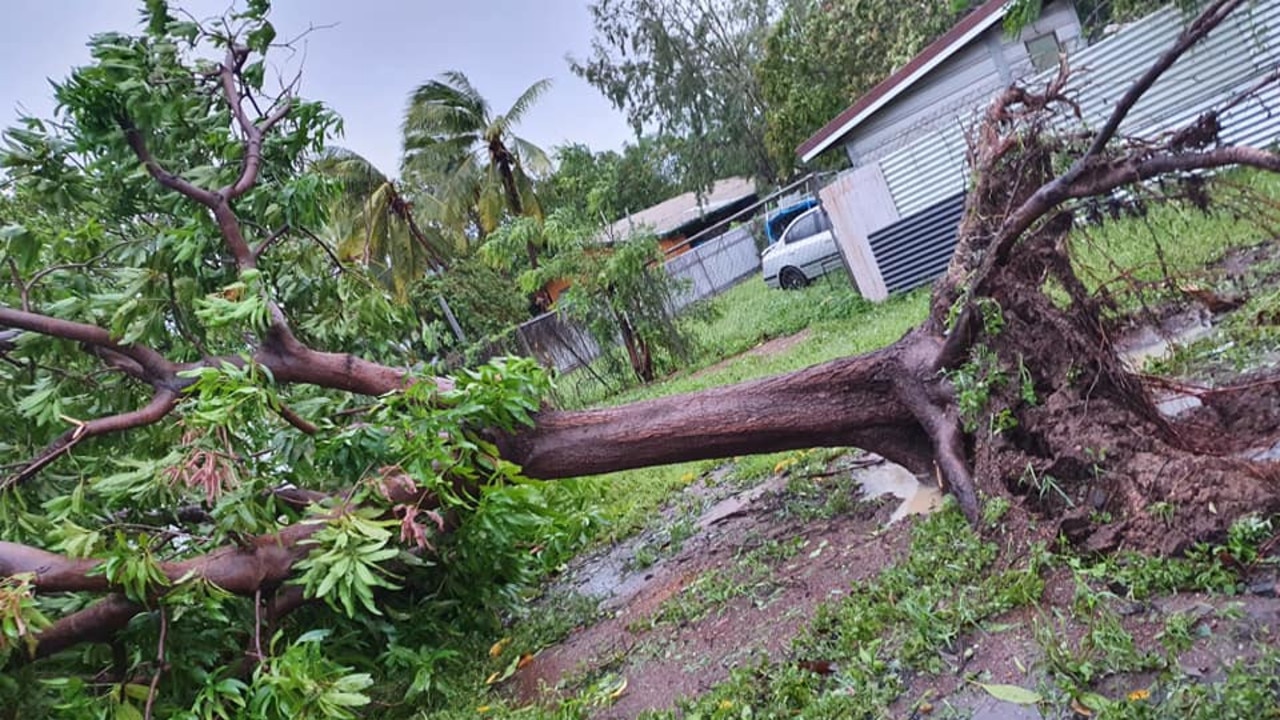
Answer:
1, 224, 39, 271
323, 691, 370, 708
246, 22, 276, 53
976, 682, 1042, 705
295, 629, 331, 644
114, 702, 143, 720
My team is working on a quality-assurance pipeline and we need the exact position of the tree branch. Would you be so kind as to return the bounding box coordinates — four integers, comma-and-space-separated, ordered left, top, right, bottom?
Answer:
27, 595, 142, 660
273, 401, 318, 435
251, 224, 291, 262
0, 307, 177, 384
1077, 0, 1245, 161
117, 115, 219, 208
295, 226, 347, 272
3, 478, 442, 661
142, 607, 167, 720
217, 45, 296, 201
0, 522, 316, 597
2, 390, 181, 490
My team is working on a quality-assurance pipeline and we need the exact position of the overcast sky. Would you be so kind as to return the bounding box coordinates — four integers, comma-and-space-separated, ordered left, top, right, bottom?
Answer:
0, 0, 636, 177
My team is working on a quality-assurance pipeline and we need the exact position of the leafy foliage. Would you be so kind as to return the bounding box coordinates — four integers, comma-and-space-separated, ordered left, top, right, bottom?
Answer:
757, 0, 973, 174
401, 71, 551, 251
0, 3, 604, 717
311, 147, 453, 300
571, 0, 782, 189
540, 139, 679, 225
484, 210, 706, 384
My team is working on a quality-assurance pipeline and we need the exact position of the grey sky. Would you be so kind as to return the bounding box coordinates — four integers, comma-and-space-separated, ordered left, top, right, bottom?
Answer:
0, 0, 635, 177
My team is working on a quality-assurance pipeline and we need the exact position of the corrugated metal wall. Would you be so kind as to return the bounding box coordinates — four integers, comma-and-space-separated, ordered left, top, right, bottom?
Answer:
1058, 3, 1280, 146
879, 122, 971, 217
868, 193, 967, 293
873, 1, 1085, 215
853, 1, 1280, 298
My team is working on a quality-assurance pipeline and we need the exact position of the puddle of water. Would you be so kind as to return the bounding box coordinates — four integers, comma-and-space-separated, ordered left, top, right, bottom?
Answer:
694, 475, 787, 528
1155, 393, 1203, 417
1117, 310, 1215, 371
855, 462, 943, 524
1246, 438, 1280, 462
562, 460, 941, 607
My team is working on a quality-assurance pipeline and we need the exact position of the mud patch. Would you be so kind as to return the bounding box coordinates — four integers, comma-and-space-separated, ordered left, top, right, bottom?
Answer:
505, 454, 918, 716
687, 329, 812, 381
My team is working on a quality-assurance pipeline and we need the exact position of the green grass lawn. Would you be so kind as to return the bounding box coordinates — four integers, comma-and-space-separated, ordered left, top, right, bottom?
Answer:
1071, 168, 1280, 295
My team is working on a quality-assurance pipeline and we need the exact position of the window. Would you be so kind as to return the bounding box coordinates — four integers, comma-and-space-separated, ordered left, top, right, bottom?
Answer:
783, 211, 820, 243
815, 209, 832, 234
1026, 32, 1062, 72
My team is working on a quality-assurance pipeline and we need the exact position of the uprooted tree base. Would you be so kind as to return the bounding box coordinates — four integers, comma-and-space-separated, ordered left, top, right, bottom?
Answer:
502, 70, 1280, 557
927, 75, 1280, 554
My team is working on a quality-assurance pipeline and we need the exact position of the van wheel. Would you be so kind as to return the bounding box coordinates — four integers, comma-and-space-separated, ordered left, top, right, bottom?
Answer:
780, 267, 809, 290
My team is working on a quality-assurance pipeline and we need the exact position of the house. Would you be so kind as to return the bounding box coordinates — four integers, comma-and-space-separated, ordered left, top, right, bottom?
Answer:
800, 0, 1086, 299
542, 177, 759, 305
804, 0, 1280, 300
602, 177, 758, 256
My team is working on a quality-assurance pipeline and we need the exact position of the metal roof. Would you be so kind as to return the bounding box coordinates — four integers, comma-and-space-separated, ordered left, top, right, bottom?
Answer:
796, 0, 1010, 163
602, 177, 757, 241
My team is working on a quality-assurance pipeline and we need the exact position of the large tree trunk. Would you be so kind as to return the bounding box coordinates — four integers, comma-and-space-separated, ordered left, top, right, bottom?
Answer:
498, 339, 938, 478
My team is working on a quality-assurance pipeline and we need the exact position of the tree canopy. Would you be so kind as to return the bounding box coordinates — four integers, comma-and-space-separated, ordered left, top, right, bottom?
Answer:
539, 138, 680, 226
0, 4, 575, 715
571, 0, 782, 189
401, 71, 552, 262
757, 0, 973, 174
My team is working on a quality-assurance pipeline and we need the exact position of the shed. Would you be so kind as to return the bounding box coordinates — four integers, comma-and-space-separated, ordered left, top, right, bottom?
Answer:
805, 0, 1280, 301
603, 177, 758, 256
802, 0, 1086, 299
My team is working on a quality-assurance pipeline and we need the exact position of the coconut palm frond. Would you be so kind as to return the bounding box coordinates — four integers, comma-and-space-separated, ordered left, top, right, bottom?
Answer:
400, 70, 551, 263
512, 166, 543, 222
504, 78, 552, 127
511, 135, 552, 176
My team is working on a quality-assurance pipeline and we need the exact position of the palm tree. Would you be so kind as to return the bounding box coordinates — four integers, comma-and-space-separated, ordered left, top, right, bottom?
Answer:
401, 71, 552, 267
312, 148, 453, 300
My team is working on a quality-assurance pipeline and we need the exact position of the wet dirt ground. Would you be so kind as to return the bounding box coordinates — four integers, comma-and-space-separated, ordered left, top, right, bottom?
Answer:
495, 450, 1280, 718
508, 454, 930, 717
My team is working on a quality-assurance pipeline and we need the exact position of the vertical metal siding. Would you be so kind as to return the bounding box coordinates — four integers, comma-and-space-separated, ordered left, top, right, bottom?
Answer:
849, 1, 1280, 298
664, 224, 762, 310
867, 193, 968, 293
880, 121, 972, 217
1046, 3, 1280, 145
870, 2, 1280, 231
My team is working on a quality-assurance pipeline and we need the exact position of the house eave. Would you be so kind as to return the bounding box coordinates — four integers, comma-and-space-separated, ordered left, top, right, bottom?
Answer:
797, 0, 1012, 164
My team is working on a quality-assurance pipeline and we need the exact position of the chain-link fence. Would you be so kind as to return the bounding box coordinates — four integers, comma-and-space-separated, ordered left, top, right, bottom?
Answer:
504, 221, 765, 374
666, 221, 764, 311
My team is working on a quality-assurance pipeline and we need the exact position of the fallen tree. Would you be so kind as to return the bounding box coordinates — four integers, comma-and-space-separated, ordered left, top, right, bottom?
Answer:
2, 0, 1279, 715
